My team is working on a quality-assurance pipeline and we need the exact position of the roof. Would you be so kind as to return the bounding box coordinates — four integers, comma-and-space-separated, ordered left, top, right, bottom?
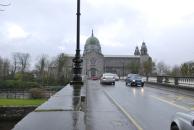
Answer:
67, 54, 140, 58
104, 55, 140, 58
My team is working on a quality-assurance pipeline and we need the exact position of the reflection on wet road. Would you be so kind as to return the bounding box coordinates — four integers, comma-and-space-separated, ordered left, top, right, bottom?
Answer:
87, 80, 194, 130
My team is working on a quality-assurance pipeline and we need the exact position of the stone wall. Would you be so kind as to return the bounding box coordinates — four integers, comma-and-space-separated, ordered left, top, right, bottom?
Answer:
104, 56, 140, 76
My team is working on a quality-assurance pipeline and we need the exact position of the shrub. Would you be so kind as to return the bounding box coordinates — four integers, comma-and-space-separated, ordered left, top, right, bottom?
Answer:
0, 80, 40, 89
29, 88, 45, 99
24, 82, 40, 88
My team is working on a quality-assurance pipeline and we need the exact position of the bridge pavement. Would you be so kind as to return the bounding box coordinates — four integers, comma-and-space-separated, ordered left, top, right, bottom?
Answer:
12, 85, 86, 130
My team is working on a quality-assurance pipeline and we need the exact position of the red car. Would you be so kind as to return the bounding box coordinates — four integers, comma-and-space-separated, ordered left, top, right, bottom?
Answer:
91, 76, 98, 80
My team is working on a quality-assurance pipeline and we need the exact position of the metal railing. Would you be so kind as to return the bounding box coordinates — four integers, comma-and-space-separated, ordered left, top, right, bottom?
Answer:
0, 89, 55, 99
145, 76, 194, 88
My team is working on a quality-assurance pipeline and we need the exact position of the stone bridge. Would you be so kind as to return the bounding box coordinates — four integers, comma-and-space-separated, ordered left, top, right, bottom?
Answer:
12, 76, 194, 130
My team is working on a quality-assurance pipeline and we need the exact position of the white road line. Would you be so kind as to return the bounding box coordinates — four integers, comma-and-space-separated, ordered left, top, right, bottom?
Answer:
104, 90, 143, 130
150, 95, 189, 111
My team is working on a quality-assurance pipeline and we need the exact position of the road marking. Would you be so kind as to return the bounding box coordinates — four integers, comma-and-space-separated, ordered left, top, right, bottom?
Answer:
104, 90, 143, 130
150, 95, 189, 111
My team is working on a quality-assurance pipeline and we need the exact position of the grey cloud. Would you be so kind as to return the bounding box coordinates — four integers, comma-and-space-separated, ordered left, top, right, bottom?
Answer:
0, 0, 194, 67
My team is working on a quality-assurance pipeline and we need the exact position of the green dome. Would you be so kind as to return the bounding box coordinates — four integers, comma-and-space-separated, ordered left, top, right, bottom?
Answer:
84, 31, 102, 54
85, 36, 100, 46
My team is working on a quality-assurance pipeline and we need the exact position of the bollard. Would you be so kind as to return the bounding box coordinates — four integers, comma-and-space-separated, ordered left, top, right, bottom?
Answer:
174, 77, 179, 86
157, 76, 163, 83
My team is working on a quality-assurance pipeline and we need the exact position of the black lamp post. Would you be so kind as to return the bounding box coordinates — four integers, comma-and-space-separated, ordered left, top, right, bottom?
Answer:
70, 0, 83, 85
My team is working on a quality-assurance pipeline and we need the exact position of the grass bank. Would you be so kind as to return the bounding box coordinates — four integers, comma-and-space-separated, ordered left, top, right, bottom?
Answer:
0, 99, 46, 106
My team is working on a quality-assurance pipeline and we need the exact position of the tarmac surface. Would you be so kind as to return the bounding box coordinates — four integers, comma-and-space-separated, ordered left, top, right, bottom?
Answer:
86, 80, 194, 130
86, 80, 138, 130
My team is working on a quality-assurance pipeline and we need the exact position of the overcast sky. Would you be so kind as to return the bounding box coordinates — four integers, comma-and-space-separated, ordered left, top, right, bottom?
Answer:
0, 0, 194, 66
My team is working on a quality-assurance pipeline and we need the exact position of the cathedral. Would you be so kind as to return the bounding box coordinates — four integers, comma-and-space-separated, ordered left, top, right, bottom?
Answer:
49, 32, 152, 78
80, 31, 151, 78
60, 31, 152, 79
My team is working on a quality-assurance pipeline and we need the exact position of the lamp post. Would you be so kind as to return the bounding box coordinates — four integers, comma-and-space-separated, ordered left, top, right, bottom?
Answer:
70, 0, 83, 85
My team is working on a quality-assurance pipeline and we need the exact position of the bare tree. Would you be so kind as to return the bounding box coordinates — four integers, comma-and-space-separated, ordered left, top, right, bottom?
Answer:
3, 59, 10, 80
47, 58, 57, 84
0, 57, 3, 79
56, 53, 68, 84
10, 53, 19, 78
12, 52, 30, 74
156, 61, 170, 75
35, 55, 48, 85
0, 57, 10, 80
19, 53, 30, 73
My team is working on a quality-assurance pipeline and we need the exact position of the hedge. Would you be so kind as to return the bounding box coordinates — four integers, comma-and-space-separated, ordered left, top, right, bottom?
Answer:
0, 80, 40, 89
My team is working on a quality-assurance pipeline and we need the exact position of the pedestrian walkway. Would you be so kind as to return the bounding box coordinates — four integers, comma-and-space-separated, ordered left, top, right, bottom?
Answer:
12, 85, 86, 130
86, 80, 137, 130
12, 80, 138, 130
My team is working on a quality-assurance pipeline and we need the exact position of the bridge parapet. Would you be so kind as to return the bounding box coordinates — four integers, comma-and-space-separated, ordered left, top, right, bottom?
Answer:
12, 83, 86, 130
145, 76, 194, 89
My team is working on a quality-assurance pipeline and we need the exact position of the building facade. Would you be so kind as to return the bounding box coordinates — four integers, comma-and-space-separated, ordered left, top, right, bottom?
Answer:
81, 31, 151, 78
48, 32, 152, 79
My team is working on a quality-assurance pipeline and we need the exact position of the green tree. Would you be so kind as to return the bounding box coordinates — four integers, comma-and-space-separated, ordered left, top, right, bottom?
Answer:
180, 63, 192, 76
35, 55, 48, 85
142, 58, 153, 82
171, 65, 180, 77
143, 57, 153, 76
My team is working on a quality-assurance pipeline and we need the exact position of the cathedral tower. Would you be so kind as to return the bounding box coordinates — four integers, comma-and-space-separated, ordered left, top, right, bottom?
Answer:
140, 42, 148, 55
134, 46, 140, 56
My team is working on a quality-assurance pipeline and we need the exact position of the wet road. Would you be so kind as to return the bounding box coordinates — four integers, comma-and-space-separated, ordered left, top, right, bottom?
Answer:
87, 80, 194, 130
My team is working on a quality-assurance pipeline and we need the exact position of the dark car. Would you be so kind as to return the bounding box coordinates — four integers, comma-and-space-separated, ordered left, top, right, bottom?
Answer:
125, 74, 144, 87
171, 112, 194, 130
